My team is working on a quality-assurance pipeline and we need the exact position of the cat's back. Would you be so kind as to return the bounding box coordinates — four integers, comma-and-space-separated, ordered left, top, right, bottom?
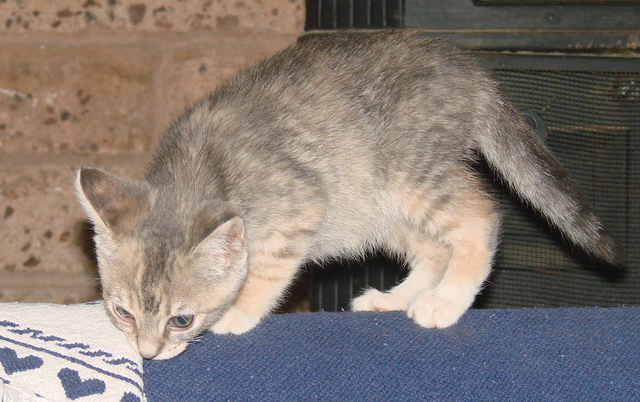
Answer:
179, 31, 485, 163
149, 31, 491, 202
214, 30, 485, 115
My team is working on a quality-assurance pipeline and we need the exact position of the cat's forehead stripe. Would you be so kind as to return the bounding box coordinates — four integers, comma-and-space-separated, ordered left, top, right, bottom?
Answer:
142, 291, 161, 314
139, 239, 176, 314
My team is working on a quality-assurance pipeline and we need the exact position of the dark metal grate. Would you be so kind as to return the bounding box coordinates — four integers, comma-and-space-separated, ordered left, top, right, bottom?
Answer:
305, 0, 404, 30
310, 254, 407, 312
474, 69, 640, 308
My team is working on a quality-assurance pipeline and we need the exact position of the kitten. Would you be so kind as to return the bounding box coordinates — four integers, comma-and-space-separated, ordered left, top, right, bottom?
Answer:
76, 30, 618, 360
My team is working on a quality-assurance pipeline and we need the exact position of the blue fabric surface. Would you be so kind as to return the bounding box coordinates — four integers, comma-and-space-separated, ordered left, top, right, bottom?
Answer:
144, 307, 640, 401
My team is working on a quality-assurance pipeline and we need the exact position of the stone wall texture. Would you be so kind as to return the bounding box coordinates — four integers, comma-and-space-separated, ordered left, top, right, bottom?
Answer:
0, 0, 304, 303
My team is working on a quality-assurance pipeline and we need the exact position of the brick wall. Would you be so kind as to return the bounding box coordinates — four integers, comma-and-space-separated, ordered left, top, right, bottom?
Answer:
0, 0, 304, 303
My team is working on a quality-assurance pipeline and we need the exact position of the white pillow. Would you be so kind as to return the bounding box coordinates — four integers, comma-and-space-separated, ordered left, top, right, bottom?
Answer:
0, 301, 145, 402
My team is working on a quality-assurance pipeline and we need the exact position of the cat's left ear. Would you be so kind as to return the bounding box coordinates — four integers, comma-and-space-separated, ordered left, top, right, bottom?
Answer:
189, 203, 246, 271
76, 167, 151, 237
193, 217, 246, 273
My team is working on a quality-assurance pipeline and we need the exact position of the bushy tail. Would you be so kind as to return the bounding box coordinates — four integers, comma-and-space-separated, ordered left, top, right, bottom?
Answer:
476, 95, 619, 265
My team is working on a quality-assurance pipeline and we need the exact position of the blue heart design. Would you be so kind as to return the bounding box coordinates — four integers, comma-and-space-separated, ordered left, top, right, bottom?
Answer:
0, 347, 43, 375
58, 368, 106, 400
120, 392, 141, 402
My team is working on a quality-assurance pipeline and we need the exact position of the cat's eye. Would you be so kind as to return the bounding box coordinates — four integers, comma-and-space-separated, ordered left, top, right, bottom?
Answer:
114, 306, 135, 323
169, 315, 194, 329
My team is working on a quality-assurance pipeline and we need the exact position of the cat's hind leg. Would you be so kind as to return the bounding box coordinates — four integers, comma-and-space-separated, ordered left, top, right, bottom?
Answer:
351, 234, 450, 312
407, 201, 499, 329
352, 186, 499, 330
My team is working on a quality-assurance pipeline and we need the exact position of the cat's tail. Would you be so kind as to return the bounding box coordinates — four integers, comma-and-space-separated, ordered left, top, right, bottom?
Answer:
476, 94, 620, 265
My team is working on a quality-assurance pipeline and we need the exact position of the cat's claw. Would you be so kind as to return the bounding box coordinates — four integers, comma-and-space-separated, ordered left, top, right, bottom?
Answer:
351, 288, 408, 312
211, 306, 261, 335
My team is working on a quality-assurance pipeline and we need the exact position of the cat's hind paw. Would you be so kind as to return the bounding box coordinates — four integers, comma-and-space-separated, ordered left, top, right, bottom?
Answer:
351, 288, 408, 312
211, 306, 261, 335
407, 288, 476, 329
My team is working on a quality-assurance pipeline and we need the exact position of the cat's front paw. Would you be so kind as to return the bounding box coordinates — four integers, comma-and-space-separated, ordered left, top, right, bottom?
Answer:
351, 288, 408, 312
407, 287, 476, 329
211, 306, 261, 335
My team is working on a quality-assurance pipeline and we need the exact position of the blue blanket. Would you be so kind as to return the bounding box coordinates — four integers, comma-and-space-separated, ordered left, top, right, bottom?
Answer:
144, 307, 640, 401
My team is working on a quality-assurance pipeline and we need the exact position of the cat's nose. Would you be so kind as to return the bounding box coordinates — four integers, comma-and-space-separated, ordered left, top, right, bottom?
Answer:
137, 337, 163, 360
139, 348, 159, 360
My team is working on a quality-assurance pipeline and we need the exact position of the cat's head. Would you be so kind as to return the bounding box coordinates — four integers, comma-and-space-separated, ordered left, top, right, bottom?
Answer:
76, 167, 248, 360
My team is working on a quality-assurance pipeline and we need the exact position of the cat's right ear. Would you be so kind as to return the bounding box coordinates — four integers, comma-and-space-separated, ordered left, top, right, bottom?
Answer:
76, 167, 151, 237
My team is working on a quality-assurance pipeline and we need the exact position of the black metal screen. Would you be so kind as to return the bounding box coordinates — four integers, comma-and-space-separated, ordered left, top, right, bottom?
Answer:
475, 66, 639, 308
305, 0, 404, 30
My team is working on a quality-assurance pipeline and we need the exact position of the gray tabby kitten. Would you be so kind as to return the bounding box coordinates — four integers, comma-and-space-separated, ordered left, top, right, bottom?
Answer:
76, 31, 618, 360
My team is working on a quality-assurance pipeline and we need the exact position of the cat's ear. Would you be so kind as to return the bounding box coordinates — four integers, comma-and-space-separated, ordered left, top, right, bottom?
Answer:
76, 167, 151, 237
190, 204, 245, 270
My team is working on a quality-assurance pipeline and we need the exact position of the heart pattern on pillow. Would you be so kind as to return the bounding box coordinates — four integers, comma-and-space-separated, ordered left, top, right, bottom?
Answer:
0, 348, 44, 375
58, 368, 107, 399
0, 302, 145, 401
